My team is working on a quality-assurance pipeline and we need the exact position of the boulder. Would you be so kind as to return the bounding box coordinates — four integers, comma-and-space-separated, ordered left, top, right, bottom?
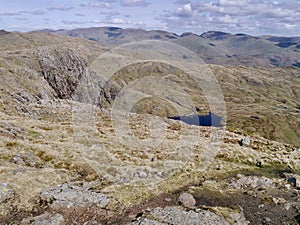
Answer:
178, 193, 196, 208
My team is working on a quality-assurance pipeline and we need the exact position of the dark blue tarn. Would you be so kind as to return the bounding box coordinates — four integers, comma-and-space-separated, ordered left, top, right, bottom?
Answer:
168, 112, 223, 127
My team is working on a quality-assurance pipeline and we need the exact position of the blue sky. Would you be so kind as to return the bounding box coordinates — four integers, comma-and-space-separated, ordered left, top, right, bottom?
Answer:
0, 0, 300, 36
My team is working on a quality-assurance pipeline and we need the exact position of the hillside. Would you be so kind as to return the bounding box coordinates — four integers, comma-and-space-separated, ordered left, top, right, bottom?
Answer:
0, 30, 299, 224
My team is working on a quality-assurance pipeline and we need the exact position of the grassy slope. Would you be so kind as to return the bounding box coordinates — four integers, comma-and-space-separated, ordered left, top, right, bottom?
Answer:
103, 61, 300, 146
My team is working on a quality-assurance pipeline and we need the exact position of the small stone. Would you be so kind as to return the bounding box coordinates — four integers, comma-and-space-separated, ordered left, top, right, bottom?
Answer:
156, 172, 163, 177
236, 174, 244, 179
247, 158, 253, 163
284, 203, 291, 211
258, 204, 265, 209
239, 137, 250, 146
216, 165, 222, 170
265, 217, 271, 222
284, 184, 291, 190
0, 182, 14, 203
178, 193, 196, 209
139, 171, 148, 178
272, 197, 286, 205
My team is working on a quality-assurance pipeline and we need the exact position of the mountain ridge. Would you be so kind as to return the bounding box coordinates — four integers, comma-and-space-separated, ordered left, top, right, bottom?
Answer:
31, 26, 300, 68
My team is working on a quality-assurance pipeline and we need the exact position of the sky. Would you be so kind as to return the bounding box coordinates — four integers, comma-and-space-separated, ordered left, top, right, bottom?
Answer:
0, 0, 300, 36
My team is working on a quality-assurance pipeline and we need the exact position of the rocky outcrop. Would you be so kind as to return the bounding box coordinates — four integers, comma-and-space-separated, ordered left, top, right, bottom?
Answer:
72, 68, 121, 107
22, 213, 65, 225
37, 47, 87, 99
231, 176, 273, 190
36, 46, 121, 108
129, 206, 230, 225
40, 183, 110, 210
37, 182, 115, 224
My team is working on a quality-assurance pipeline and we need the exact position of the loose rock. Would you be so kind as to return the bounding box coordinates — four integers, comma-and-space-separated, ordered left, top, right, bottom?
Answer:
239, 137, 250, 146
0, 182, 14, 203
139, 171, 148, 179
178, 192, 196, 208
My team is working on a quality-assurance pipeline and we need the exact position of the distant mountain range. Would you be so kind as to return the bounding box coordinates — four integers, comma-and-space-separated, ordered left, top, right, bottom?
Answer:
36, 27, 300, 68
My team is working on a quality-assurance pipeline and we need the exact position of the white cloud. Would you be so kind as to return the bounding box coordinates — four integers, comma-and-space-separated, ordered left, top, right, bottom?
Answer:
97, 0, 116, 2
62, 20, 87, 25
16, 17, 28, 21
92, 17, 126, 24
76, 13, 86, 16
47, 5, 73, 11
174, 0, 190, 4
89, 2, 112, 9
30, 10, 47, 15
174, 3, 194, 17
284, 23, 297, 30
156, 0, 300, 35
219, 15, 238, 24
0, 11, 24, 16
110, 18, 126, 24
218, 0, 247, 6
121, 0, 150, 7
99, 11, 120, 16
